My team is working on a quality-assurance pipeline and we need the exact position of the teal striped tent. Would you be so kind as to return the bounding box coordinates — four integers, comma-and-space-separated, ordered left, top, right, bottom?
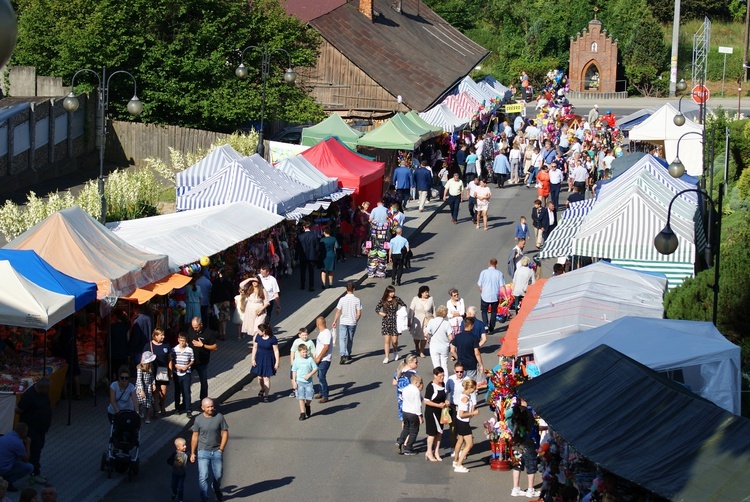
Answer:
571, 183, 701, 288
538, 199, 595, 259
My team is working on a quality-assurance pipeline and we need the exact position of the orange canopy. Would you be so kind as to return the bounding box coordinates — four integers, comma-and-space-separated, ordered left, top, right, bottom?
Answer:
499, 279, 547, 357
122, 273, 192, 304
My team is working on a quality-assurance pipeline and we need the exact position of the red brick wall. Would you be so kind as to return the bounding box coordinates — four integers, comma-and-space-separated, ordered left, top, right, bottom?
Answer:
568, 21, 619, 93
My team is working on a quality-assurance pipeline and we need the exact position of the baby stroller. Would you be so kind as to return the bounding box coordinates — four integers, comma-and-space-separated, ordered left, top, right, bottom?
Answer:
101, 410, 141, 481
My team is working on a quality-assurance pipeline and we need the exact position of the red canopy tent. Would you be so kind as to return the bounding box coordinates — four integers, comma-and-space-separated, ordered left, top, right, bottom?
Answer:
498, 279, 546, 357
301, 137, 385, 205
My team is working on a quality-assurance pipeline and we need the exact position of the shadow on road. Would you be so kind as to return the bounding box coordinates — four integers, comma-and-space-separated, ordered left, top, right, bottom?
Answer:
223, 476, 295, 499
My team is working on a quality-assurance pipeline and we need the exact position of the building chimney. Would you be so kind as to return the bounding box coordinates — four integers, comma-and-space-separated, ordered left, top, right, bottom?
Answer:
359, 0, 373, 21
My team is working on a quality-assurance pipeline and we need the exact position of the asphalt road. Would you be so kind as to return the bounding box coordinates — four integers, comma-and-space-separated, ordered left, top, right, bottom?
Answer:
105, 183, 544, 502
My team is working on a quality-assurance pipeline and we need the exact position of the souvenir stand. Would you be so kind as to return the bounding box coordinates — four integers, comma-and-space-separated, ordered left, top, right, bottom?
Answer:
0, 256, 97, 432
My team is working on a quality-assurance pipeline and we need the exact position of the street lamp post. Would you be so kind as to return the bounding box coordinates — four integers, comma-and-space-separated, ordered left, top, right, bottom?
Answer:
654, 185, 723, 325
63, 67, 143, 223
666, 131, 703, 178
235, 45, 296, 158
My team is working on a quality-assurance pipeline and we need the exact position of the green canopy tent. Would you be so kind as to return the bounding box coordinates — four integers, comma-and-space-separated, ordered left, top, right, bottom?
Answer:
301, 114, 364, 150
357, 116, 424, 150
404, 111, 443, 138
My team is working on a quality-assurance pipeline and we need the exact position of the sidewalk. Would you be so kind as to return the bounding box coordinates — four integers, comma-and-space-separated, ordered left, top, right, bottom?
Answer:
27, 197, 446, 502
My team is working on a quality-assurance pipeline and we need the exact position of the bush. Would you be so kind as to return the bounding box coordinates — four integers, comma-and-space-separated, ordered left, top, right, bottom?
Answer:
664, 214, 750, 362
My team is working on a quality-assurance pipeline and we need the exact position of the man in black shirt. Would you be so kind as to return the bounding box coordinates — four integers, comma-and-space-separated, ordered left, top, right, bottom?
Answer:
188, 317, 218, 401
566, 185, 585, 208
15, 377, 52, 483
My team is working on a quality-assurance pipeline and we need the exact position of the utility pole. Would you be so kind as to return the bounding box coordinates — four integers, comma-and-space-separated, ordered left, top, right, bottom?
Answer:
670, 0, 682, 97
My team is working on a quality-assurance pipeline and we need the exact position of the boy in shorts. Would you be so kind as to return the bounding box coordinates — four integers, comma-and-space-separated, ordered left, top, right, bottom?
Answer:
291, 345, 318, 421
289, 328, 315, 398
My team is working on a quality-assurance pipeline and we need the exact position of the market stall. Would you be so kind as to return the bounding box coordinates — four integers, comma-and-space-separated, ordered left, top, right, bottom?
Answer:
501, 262, 667, 357
176, 144, 242, 197
4, 206, 170, 299
517, 345, 750, 501
533, 316, 741, 414
628, 103, 704, 176
109, 202, 285, 271
301, 114, 364, 150
419, 103, 469, 133
357, 115, 426, 150
302, 137, 385, 206
275, 156, 339, 199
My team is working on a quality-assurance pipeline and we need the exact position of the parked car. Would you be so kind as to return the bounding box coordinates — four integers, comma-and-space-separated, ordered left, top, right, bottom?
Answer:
269, 126, 305, 145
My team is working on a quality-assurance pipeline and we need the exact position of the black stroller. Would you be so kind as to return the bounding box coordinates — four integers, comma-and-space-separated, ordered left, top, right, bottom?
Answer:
101, 410, 141, 480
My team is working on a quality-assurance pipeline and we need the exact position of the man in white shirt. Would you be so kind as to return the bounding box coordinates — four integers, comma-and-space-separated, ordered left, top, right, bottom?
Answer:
475, 135, 485, 177
313, 316, 333, 403
548, 160, 564, 211
571, 161, 589, 194
259, 263, 280, 326
396, 375, 423, 456
331, 282, 362, 365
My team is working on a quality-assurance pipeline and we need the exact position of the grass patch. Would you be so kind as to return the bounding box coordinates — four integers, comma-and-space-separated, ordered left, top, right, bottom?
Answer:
158, 188, 176, 204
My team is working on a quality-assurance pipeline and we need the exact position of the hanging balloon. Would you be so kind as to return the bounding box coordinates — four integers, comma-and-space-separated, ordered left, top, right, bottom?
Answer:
200, 256, 210, 267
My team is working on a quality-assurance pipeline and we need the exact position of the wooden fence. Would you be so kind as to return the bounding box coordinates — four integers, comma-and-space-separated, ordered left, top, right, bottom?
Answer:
107, 121, 230, 165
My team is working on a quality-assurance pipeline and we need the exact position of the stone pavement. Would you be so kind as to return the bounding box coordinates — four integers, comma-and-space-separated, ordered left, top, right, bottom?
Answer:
19, 197, 445, 502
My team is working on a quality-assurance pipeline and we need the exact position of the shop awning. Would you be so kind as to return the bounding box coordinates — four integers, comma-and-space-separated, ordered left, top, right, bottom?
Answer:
518, 345, 750, 501
0, 249, 97, 310
121, 273, 193, 304
108, 202, 285, 270
442, 91, 481, 119
5, 207, 170, 299
498, 279, 545, 357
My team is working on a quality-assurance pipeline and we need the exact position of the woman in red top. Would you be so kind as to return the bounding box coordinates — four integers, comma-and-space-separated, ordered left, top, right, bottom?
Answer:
536, 165, 551, 207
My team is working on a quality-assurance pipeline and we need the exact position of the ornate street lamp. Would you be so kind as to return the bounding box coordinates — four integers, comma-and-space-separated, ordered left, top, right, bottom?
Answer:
667, 131, 703, 179
63, 68, 143, 223
235, 45, 296, 158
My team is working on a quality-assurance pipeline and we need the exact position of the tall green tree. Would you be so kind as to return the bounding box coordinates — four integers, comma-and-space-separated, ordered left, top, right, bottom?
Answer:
11, 0, 324, 131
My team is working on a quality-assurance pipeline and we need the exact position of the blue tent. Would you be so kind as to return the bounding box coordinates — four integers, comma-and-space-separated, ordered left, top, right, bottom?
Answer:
0, 249, 97, 311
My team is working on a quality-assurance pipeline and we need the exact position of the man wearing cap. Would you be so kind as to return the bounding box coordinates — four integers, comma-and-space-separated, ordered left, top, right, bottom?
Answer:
191, 397, 228, 502
587, 104, 599, 125
392, 161, 414, 210
15, 378, 52, 484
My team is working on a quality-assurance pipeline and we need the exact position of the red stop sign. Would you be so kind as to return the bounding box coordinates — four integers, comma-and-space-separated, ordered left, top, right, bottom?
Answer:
692, 85, 710, 105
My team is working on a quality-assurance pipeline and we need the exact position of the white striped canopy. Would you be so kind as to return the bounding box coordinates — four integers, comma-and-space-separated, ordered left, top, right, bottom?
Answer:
538, 199, 595, 259
176, 144, 241, 197
419, 104, 469, 133
598, 154, 699, 205
457, 75, 499, 104
275, 155, 339, 198
610, 259, 696, 289
236, 154, 317, 208
479, 76, 511, 101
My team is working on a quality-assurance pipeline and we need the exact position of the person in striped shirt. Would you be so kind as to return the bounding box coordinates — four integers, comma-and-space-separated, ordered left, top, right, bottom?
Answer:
171, 333, 195, 416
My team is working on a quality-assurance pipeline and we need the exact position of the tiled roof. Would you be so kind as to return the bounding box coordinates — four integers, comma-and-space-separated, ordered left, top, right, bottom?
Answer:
305, 0, 490, 112
282, 0, 346, 24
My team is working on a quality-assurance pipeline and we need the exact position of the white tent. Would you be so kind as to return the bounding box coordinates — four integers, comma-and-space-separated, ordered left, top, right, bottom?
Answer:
533, 317, 742, 414
107, 202, 285, 270
457, 76, 499, 105
516, 262, 667, 356
0, 260, 75, 330
628, 103, 704, 176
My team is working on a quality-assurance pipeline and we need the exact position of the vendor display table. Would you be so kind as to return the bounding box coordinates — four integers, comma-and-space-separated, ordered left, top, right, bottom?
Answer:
0, 357, 67, 433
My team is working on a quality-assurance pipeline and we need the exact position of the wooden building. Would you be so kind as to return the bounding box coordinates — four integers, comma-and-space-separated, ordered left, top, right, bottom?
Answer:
284, 0, 489, 120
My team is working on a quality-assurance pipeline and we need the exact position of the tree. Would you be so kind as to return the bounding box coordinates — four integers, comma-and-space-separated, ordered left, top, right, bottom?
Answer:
11, 0, 325, 131
621, 16, 668, 96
